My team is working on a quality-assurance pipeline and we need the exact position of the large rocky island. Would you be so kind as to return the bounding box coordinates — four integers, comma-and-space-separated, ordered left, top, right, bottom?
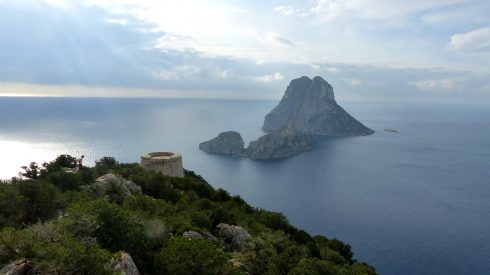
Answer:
200, 76, 373, 160
263, 76, 374, 136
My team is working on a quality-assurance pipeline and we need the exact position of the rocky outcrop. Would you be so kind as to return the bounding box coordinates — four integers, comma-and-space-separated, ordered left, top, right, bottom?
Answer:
0, 255, 140, 275
182, 231, 203, 239
0, 260, 31, 275
202, 229, 219, 243
216, 223, 251, 252
182, 230, 219, 243
110, 253, 140, 275
85, 174, 142, 200
245, 126, 314, 160
199, 131, 245, 156
262, 76, 374, 136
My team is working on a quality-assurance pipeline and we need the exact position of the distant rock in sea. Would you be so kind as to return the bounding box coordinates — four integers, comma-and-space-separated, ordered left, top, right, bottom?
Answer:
262, 76, 374, 136
384, 128, 399, 133
199, 131, 245, 156
245, 124, 314, 160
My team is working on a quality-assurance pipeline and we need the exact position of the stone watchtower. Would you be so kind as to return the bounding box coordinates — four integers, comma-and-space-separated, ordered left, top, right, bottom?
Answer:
140, 152, 184, 178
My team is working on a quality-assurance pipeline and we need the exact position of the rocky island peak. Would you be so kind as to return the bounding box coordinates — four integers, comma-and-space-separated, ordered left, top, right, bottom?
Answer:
262, 76, 374, 136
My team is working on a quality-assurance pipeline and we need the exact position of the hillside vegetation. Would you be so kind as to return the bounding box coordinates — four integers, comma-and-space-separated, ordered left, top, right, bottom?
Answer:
0, 155, 376, 274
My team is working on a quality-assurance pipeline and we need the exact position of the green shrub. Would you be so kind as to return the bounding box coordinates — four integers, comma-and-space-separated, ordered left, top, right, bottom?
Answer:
17, 180, 63, 224
0, 185, 27, 227
314, 236, 353, 264
45, 171, 84, 191
288, 258, 338, 275
155, 237, 231, 275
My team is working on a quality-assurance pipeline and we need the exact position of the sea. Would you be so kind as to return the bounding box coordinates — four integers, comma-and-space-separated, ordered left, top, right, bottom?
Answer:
0, 97, 489, 275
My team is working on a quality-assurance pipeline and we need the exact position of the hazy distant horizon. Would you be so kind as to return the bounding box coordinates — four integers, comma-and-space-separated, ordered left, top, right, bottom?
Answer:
2, 81, 490, 104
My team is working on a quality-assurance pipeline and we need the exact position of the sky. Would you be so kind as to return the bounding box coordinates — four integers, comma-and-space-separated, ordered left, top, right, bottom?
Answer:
0, 0, 489, 102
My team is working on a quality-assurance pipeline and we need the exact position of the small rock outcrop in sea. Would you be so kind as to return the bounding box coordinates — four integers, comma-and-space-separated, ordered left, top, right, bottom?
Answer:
384, 128, 399, 133
262, 76, 374, 136
199, 131, 245, 156
245, 125, 314, 160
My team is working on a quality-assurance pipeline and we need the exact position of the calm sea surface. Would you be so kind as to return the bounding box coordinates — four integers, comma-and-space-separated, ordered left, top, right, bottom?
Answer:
1, 97, 489, 274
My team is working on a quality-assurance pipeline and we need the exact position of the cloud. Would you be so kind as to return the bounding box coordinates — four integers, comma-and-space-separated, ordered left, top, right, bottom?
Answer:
409, 75, 484, 93
0, 1, 167, 87
151, 70, 179, 81
273, 5, 308, 17
155, 33, 197, 53
254, 72, 284, 82
411, 79, 456, 91
245, 28, 296, 48
151, 64, 234, 82
449, 27, 490, 51
44, 0, 70, 9
0, 0, 489, 103
266, 32, 297, 47
87, 0, 247, 56
106, 18, 129, 25
274, 5, 295, 16
310, 0, 470, 27
343, 78, 362, 87
57, 0, 490, 72
311, 0, 345, 21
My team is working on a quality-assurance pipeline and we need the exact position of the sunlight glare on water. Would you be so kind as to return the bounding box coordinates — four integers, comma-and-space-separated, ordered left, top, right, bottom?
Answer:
0, 138, 89, 179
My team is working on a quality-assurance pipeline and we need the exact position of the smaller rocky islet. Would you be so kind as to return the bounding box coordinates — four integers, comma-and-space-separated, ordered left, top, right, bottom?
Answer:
199, 76, 374, 160
199, 127, 314, 160
199, 131, 245, 156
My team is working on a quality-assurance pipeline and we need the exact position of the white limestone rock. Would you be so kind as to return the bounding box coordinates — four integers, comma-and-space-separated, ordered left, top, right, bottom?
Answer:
110, 253, 140, 275
182, 231, 203, 239
0, 259, 31, 275
86, 174, 142, 201
216, 223, 251, 252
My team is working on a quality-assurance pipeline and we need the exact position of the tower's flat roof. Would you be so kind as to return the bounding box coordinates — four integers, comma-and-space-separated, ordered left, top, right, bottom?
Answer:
141, 152, 182, 160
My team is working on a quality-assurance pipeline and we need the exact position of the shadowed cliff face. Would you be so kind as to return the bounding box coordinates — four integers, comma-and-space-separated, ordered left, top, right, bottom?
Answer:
262, 76, 374, 136
245, 130, 314, 160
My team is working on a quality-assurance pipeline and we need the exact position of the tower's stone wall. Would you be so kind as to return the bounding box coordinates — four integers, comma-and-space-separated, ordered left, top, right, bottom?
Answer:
140, 152, 184, 178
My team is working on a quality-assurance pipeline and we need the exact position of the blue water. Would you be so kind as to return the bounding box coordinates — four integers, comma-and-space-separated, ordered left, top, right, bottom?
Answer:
1, 97, 490, 275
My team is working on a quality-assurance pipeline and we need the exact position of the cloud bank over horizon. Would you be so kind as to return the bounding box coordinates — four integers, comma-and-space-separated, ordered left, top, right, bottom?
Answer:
0, 0, 489, 102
